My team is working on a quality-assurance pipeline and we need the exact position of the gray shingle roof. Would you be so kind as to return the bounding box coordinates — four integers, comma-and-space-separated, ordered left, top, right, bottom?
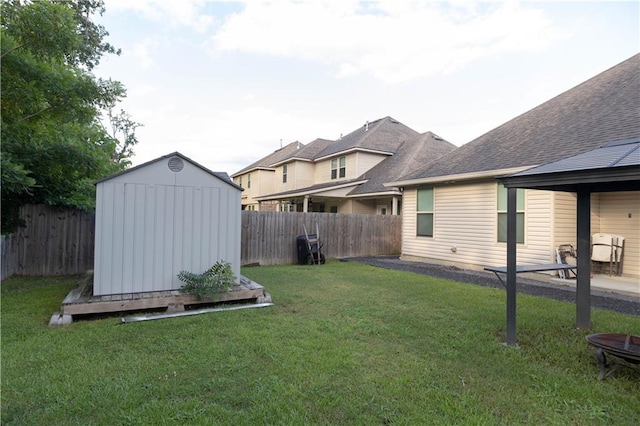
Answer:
398, 54, 640, 182
256, 178, 365, 200
232, 141, 303, 176
349, 132, 456, 195
316, 116, 420, 159
275, 138, 334, 164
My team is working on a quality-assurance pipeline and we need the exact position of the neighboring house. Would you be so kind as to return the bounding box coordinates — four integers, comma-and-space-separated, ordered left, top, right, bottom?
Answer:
245, 116, 455, 214
387, 54, 640, 279
232, 141, 304, 211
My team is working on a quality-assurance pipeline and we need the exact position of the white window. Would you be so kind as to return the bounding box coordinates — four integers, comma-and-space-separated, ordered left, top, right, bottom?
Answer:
282, 164, 288, 183
331, 156, 346, 179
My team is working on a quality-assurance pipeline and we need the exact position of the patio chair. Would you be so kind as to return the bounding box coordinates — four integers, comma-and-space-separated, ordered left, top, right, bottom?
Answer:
591, 233, 625, 276
556, 244, 577, 279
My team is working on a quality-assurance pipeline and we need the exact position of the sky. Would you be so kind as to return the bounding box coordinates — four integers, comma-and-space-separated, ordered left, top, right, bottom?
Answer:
94, 0, 640, 176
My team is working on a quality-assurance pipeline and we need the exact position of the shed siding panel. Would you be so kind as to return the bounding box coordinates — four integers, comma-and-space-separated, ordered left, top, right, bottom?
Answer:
598, 191, 640, 277
94, 170, 241, 296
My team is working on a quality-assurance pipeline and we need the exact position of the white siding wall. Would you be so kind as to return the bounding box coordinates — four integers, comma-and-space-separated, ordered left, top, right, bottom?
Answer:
94, 160, 241, 296
402, 182, 556, 270
598, 191, 640, 277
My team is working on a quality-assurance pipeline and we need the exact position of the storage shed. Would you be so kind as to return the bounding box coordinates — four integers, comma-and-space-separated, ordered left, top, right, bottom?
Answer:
93, 152, 242, 296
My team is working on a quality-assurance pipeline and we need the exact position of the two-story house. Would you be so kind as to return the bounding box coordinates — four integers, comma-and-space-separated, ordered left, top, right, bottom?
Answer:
231, 141, 304, 211
233, 116, 456, 214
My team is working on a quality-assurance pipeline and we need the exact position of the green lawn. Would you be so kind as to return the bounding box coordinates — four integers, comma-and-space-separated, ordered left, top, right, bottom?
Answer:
2, 261, 639, 425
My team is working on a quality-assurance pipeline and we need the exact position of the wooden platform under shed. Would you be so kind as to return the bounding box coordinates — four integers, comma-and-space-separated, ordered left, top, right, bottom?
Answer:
60, 274, 267, 317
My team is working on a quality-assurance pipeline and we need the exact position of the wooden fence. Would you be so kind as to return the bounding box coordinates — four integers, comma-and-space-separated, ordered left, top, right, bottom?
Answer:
1, 204, 95, 280
1, 206, 401, 279
241, 211, 401, 265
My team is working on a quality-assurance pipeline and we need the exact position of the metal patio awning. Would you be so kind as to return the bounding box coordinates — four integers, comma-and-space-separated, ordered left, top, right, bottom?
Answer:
498, 137, 640, 345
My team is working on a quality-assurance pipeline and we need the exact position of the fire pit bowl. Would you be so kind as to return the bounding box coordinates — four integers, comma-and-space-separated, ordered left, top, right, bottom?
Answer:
585, 333, 640, 379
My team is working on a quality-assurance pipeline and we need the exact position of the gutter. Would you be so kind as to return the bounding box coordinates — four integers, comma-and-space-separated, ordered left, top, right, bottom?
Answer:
255, 179, 368, 201
384, 166, 532, 187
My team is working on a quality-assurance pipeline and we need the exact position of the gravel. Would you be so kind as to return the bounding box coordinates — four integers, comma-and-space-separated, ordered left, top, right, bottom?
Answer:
344, 256, 640, 316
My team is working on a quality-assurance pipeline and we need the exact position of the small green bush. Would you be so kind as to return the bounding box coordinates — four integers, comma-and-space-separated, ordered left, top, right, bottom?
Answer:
177, 261, 236, 300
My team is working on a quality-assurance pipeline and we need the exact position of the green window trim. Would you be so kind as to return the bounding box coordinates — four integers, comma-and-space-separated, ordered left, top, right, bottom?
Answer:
416, 187, 434, 237
497, 185, 525, 243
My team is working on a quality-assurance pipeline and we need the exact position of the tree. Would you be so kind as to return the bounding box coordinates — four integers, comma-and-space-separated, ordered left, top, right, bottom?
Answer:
104, 108, 143, 168
1, 0, 139, 233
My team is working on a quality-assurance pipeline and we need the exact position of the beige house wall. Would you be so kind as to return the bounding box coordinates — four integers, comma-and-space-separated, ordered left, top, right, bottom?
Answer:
314, 152, 383, 184
294, 162, 315, 189
234, 169, 274, 210
273, 161, 315, 194
597, 191, 639, 277
354, 152, 387, 176
351, 199, 378, 215
552, 192, 577, 247
402, 184, 639, 279
401, 182, 557, 271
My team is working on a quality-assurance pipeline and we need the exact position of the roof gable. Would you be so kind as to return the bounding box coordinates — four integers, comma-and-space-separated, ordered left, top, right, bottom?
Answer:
232, 141, 304, 176
399, 54, 640, 182
272, 138, 334, 166
350, 132, 456, 195
315, 116, 420, 160
96, 152, 241, 190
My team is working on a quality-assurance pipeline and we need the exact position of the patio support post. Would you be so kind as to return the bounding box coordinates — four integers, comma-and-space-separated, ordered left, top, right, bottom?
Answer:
576, 190, 591, 329
392, 196, 399, 215
303, 196, 310, 213
506, 187, 518, 345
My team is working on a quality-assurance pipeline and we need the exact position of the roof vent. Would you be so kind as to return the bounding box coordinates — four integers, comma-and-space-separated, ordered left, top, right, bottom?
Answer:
365, 121, 369, 131
168, 156, 184, 172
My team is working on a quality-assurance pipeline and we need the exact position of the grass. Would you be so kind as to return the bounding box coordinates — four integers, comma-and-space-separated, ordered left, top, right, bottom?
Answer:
2, 261, 639, 425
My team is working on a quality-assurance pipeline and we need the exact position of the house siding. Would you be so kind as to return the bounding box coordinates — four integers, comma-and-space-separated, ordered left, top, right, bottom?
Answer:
355, 152, 387, 177
314, 153, 360, 184
294, 162, 315, 189
553, 192, 577, 248
401, 183, 557, 270
597, 191, 640, 277
351, 199, 377, 215
236, 169, 275, 210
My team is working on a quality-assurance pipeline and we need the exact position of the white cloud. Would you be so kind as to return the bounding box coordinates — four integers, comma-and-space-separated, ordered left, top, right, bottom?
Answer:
103, 0, 215, 33
129, 39, 155, 70
210, 0, 565, 84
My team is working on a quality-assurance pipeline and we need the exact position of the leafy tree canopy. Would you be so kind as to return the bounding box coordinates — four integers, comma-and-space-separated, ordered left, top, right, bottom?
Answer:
1, 0, 140, 233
